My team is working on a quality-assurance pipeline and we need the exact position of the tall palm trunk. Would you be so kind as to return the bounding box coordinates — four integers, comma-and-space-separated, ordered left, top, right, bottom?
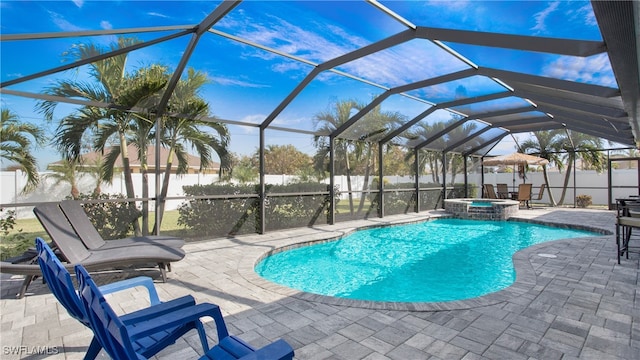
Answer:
558, 152, 574, 205
140, 150, 150, 236
345, 151, 354, 216
429, 156, 437, 183
119, 133, 141, 236
71, 182, 80, 200
541, 165, 557, 206
152, 140, 176, 234
357, 146, 373, 214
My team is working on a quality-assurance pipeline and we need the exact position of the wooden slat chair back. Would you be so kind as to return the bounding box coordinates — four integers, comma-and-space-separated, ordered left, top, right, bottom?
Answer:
483, 184, 498, 199
517, 183, 533, 208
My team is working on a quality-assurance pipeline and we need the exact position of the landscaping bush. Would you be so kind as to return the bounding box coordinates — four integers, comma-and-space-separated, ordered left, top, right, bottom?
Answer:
576, 194, 593, 208
178, 183, 334, 237
74, 193, 141, 240
0, 210, 29, 261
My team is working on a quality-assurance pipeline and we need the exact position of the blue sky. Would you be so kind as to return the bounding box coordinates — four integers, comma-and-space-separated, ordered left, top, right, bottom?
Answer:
0, 1, 616, 169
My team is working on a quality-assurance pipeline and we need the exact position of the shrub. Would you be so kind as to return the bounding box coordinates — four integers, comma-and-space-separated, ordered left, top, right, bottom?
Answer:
576, 194, 592, 208
0, 209, 29, 260
74, 193, 141, 239
178, 183, 334, 237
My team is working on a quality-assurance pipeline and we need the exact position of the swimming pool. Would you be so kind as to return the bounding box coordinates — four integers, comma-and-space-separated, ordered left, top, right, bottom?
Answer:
255, 219, 599, 303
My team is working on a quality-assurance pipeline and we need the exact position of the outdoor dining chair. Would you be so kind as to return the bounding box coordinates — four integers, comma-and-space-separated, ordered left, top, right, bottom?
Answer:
517, 183, 533, 209
496, 183, 510, 199
532, 184, 546, 203
483, 184, 498, 199
616, 198, 640, 263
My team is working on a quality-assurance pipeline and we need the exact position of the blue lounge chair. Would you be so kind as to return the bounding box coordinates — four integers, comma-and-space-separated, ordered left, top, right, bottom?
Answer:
35, 238, 208, 360
75, 264, 295, 360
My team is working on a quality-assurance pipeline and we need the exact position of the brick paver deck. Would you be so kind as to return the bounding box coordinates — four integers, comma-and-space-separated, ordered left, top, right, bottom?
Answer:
1, 208, 638, 359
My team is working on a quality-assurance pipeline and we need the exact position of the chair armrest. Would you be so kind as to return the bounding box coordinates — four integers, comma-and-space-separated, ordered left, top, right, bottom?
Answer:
238, 339, 294, 360
120, 295, 196, 325
98, 276, 161, 305
126, 303, 230, 342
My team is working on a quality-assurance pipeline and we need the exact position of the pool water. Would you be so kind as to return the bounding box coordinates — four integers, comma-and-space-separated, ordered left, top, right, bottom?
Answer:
469, 201, 493, 207
255, 219, 599, 302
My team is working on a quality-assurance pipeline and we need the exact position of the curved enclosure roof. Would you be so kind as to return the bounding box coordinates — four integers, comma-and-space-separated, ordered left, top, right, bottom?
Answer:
1, 0, 639, 156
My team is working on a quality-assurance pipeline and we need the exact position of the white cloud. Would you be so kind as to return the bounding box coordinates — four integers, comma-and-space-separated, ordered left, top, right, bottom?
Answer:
147, 12, 169, 19
542, 53, 616, 87
530, 1, 560, 34
71, 0, 83, 8
100, 20, 112, 30
428, 0, 471, 12
48, 11, 83, 32
239, 114, 265, 124
210, 75, 270, 88
576, 4, 598, 27
218, 6, 468, 89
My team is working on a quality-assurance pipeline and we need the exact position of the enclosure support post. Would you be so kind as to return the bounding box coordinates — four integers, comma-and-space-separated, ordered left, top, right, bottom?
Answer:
463, 155, 469, 198
573, 152, 577, 208
481, 157, 485, 198
415, 148, 420, 213
329, 136, 335, 225
259, 128, 266, 234
441, 152, 447, 208
378, 143, 384, 218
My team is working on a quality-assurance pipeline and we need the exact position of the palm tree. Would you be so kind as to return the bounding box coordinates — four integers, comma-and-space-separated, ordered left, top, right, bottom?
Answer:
46, 158, 81, 199
313, 99, 362, 216
152, 68, 231, 233
403, 120, 449, 184
520, 130, 565, 206
557, 131, 605, 205
0, 108, 45, 193
84, 155, 112, 196
352, 104, 404, 214
445, 122, 480, 185
37, 37, 168, 235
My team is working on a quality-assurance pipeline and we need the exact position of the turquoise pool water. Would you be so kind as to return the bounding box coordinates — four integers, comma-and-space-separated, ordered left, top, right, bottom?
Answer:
469, 201, 493, 207
255, 219, 599, 302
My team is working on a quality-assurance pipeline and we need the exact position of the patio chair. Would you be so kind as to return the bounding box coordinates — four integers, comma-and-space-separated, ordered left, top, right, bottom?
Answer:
496, 183, 510, 199
483, 184, 498, 199
33, 202, 184, 282
36, 238, 208, 360
616, 198, 640, 263
59, 200, 184, 251
76, 264, 295, 360
517, 183, 533, 209
531, 184, 546, 204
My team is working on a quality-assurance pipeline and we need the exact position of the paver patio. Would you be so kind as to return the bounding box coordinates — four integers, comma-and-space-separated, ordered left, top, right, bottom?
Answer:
1, 208, 638, 359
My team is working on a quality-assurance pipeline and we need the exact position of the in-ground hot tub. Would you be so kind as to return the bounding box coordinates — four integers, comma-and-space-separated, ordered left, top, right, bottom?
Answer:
444, 198, 519, 220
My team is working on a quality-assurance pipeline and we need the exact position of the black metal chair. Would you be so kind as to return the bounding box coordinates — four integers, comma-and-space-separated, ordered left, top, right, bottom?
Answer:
615, 198, 640, 263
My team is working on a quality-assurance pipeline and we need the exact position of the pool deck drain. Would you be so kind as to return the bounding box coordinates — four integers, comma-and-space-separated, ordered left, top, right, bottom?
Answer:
1, 208, 637, 360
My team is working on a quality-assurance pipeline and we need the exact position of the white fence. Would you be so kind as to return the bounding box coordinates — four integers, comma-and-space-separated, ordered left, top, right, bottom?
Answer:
1, 168, 637, 218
